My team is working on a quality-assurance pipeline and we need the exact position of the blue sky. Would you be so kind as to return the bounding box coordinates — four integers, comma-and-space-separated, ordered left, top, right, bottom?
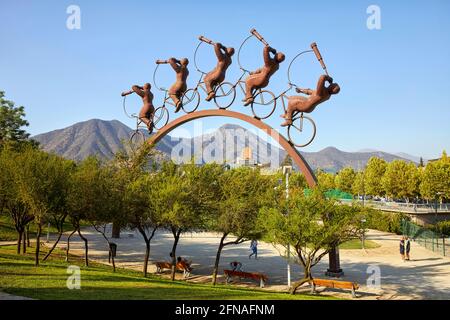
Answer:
1, 0, 449, 159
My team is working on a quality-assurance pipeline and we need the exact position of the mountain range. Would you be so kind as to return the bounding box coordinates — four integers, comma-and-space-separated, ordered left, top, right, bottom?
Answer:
32, 119, 419, 172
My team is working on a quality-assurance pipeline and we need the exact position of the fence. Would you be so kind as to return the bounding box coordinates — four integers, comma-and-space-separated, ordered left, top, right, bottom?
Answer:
401, 220, 449, 257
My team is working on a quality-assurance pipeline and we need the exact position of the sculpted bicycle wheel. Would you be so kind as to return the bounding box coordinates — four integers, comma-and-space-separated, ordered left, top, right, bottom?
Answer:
287, 114, 316, 147
153, 106, 169, 130
129, 130, 146, 151
181, 89, 200, 113
213, 82, 236, 109
251, 90, 277, 120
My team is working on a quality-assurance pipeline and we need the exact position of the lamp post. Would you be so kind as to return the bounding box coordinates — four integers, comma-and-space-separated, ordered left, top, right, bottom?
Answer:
283, 165, 292, 289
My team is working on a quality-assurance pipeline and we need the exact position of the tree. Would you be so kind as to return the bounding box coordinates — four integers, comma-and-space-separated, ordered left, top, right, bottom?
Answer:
0, 91, 37, 147
15, 147, 71, 266
382, 160, 421, 201
155, 162, 212, 280
85, 163, 130, 272
66, 157, 102, 266
316, 170, 335, 190
335, 167, 356, 194
420, 151, 450, 201
259, 188, 362, 294
0, 145, 34, 254
365, 157, 387, 197
291, 172, 307, 190
126, 174, 161, 277
419, 157, 425, 168
209, 167, 273, 285
352, 171, 365, 199
281, 154, 293, 167
42, 158, 74, 261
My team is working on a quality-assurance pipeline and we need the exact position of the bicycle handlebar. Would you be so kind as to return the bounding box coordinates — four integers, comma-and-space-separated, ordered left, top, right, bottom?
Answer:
250, 28, 269, 46
310, 42, 328, 75
156, 59, 168, 64
198, 35, 214, 45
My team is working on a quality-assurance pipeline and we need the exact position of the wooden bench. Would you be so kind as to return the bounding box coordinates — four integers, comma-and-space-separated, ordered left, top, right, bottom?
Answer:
224, 269, 268, 288
155, 261, 193, 278
310, 278, 359, 298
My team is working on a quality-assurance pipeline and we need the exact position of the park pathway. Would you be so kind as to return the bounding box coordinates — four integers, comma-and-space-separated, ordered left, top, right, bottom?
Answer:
0, 291, 34, 300
44, 227, 450, 300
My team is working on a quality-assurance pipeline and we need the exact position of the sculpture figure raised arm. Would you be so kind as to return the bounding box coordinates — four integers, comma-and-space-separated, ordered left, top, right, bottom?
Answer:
243, 29, 285, 106
198, 35, 235, 102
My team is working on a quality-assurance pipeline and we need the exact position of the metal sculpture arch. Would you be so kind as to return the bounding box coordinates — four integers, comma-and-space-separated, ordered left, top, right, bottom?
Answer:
146, 109, 318, 188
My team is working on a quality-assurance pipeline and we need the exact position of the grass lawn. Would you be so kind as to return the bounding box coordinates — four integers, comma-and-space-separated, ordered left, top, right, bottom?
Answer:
340, 238, 380, 250
0, 245, 336, 300
0, 215, 86, 241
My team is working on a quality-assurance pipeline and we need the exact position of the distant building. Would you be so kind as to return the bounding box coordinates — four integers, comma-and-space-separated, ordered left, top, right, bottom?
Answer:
223, 147, 277, 174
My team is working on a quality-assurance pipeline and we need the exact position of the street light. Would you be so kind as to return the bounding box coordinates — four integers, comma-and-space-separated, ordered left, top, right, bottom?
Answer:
283, 165, 292, 289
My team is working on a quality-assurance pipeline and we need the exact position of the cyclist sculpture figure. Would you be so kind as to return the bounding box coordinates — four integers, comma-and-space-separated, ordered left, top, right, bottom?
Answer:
280, 75, 340, 127
121, 83, 155, 133
167, 57, 189, 112
199, 36, 235, 101
243, 45, 285, 106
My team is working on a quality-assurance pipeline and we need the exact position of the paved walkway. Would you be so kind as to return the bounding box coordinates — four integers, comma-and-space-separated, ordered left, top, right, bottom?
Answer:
0, 291, 34, 300
42, 227, 450, 300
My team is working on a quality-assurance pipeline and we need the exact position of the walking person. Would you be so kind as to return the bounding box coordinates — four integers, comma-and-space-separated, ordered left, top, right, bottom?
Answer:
249, 239, 258, 259
400, 236, 405, 261
405, 237, 411, 261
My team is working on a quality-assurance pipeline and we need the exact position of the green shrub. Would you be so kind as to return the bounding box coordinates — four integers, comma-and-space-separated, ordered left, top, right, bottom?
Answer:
362, 207, 408, 235
433, 220, 450, 236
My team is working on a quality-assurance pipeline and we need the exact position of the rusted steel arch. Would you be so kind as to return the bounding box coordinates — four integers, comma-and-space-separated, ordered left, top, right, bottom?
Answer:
147, 109, 317, 187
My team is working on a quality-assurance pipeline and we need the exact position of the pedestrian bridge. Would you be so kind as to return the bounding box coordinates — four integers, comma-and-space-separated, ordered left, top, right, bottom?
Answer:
341, 199, 450, 213
341, 200, 450, 225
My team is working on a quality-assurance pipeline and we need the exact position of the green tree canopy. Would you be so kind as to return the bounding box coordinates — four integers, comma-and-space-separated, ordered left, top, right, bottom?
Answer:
335, 167, 356, 194
0, 91, 36, 147
316, 170, 335, 190
15, 146, 72, 265
382, 160, 421, 201
352, 171, 365, 197
259, 188, 362, 294
208, 167, 275, 284
420, 152, 450, 200
365, 157, 387, 197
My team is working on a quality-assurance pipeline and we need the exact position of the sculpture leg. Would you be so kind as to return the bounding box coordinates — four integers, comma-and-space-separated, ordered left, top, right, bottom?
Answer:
281, 100, 296, 127
243, 78, 258, 106
204, 74, 216, 101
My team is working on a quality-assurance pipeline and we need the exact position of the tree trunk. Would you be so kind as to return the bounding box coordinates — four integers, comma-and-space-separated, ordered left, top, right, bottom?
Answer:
22, 229, 26, 253
26, 225, 30, 247
136, 225, 157, 277
65, 229, 77, 262
35, 223, 42, 266
212, 233, 227, 285
111, 223, 120, 239
143, 241, 150, 277
17, 230, 23, 254
110, 245, 116, 272
42, 231, 63, 261
289, 264, 313, 294
170, 229, 182, 281
77, 228, 89, 266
